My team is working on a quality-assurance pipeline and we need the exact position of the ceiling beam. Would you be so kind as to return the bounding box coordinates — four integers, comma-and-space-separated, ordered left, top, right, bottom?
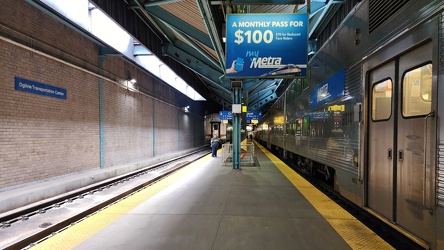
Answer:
248, 90, 278, 111
144, 6, 214, 49
308, 1, 344, 38
144, 0, 184, 7
232, 0, 305, 4
195, 0, 226, 70
162, 43, 231, 94
173, 32, 222, 71
144, 12, 222, 71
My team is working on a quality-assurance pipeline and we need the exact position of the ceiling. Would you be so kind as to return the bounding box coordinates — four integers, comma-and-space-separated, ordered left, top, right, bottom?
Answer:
89, 0, 346, 114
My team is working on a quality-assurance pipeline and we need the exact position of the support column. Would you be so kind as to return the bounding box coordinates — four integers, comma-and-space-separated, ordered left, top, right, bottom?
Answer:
98, 54, 106, 169
232, 88, 241, 169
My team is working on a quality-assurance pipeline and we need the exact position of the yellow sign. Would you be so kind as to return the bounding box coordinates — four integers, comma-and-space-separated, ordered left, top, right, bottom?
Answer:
328, 105, 345, 111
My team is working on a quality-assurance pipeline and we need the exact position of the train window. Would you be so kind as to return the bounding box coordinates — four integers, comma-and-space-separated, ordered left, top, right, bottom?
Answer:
371, 79, 392, 121
296, 79, 303, 96
296, 119, 302, 135
213, 123, 219, 131
302, 78, 309, 90
402, 63, 432, 117
302, 115, 310, 135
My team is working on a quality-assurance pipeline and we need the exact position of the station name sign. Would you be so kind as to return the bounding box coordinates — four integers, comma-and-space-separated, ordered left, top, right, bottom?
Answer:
225, 13, 308, 78
15, 77, 67, 100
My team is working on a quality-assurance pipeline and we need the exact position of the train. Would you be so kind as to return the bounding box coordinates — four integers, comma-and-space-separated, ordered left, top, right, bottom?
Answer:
204, 113, 231, 144
255, 1, 444, 249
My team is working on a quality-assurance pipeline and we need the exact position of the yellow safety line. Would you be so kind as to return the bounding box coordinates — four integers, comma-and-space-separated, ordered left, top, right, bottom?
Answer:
30, 154, 212, 250
255, 142, 394, 250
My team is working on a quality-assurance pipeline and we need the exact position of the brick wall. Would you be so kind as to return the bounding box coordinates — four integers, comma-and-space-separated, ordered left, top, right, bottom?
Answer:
0, 0, 206, 189
0, 39, 100, 187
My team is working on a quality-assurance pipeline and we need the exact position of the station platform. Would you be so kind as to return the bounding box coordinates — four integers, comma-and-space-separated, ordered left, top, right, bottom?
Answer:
31, 141, 393, 250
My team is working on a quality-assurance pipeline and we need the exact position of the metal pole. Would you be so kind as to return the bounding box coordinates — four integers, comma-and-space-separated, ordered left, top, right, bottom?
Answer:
232, 88, 241, 169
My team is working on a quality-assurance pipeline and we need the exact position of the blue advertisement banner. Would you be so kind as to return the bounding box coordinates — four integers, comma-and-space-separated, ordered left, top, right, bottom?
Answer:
15, 77, 67, 100
225, 13, 308, 78
309, 68, 345, 108
219, 111, 233, 120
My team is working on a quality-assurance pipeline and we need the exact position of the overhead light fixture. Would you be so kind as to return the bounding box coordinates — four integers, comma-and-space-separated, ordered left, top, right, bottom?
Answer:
128, 78, 137, 84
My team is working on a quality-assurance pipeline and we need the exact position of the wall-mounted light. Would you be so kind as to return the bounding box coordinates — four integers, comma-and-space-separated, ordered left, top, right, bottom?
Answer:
123, 77, 137, 92
183, 105, 190, 113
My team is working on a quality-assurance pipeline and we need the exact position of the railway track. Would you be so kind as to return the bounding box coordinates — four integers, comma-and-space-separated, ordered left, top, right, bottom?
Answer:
0, 148, 211, 249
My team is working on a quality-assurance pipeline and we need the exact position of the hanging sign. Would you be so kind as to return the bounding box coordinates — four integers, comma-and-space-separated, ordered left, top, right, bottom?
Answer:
225, 13, 308, 78
219, 111, 233, 120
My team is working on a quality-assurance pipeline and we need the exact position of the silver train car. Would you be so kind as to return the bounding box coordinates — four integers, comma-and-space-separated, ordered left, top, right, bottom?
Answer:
205, 113, 231, 144
255, 1, 444, 248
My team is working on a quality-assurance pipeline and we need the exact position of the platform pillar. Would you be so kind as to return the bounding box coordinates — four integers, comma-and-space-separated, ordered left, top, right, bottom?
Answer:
232, 87, 241, 169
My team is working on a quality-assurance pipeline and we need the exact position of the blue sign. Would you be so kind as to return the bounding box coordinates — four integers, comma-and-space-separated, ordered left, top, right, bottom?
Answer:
225, 13, 308, 78
309, 111, 332, 120
219, 111, 232, 120
309, 68, 345, 108
15, 77, 67, 100
246, 111, 262, 120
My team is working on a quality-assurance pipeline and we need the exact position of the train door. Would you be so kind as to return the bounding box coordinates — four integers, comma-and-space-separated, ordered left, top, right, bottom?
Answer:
368, 61, 395, 220
367, 42, 435, 242
396, 42, 434, 241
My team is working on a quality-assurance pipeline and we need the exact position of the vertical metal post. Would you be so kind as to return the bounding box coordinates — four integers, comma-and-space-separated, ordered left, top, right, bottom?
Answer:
178, 110, 181, 152
283, 87, 287, 159
98, 55, 106, 169
153, 99, 156, 157
232, 88, 241, 169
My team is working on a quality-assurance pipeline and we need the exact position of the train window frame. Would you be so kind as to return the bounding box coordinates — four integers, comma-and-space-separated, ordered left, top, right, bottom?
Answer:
302, 115, 310, 136
401, 62, 432, 118
213, 123, 219, 131
302, 78, 309, 91
296, 79, 303, 96
371, 78, 393, 122
296, 119, 302, 135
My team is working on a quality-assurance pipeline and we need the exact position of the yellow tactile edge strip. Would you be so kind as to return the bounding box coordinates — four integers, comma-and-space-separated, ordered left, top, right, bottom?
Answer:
255, 142, 394, 250
30, 154, 213, 250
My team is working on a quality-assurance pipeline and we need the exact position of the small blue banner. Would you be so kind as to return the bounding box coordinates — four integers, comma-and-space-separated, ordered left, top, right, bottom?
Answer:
219, 111, 233, 120
246, 111, 262, 120
309, 111, 332, 120
309, 68, 345, 108
226, 13, 308, 78
15, 77, 67, 100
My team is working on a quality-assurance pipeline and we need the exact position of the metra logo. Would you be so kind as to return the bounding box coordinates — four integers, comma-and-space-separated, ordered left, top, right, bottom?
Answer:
250, 57, 282, 69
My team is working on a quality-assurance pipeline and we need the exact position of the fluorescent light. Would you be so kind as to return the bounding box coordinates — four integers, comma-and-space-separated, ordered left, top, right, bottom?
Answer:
39, 0, 206, 102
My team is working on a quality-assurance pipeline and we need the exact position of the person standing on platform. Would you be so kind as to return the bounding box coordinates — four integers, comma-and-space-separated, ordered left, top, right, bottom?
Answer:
211, 134, 220, 157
